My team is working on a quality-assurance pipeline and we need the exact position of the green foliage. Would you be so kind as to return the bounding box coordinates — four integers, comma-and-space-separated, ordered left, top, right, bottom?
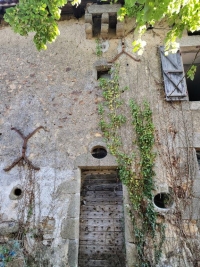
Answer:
118, 0, 200, 54
4, 0, 70, 50
98, 64, 165, 266
4, 0, 200, 53
95, 39, 103, 57
187, 65, 197, 80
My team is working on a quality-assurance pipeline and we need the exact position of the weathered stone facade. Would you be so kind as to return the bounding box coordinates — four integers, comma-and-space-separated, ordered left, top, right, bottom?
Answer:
0, 12, 200, 267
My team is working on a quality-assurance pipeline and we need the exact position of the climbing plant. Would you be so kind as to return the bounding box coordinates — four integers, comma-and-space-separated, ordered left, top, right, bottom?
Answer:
95, 39, 103, 57
98, 64, 165, 266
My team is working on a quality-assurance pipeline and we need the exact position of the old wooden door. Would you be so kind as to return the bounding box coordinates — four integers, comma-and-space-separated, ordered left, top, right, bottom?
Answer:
78, 170, 125, 267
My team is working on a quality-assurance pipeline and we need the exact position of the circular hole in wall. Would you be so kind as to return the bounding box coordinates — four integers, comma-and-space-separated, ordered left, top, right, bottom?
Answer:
9, 185, 23, 200
91, 147, 107, 159
14, 188, 22, 196
154, 193, 173, 209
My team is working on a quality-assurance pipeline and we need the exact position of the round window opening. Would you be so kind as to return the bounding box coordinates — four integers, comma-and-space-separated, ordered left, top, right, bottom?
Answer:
91, 147, 107, 159
154, 193, 173, 209
14, 188, 22, 197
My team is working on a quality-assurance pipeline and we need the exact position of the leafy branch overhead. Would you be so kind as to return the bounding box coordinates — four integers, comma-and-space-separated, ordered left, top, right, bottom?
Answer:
3, 0, 200, 52
118, 0, 200, 54
4, 0, 80, 50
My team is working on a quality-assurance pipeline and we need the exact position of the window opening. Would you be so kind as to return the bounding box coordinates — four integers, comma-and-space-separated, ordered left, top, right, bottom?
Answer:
184, 64, 200, 101
93, 15, 102, 37
159, 46, 188, 101
154, 193, 173, 209
188, 30, 200, 36
109, 14, 117, 36
181, 48, 200, 101
91, 147, 107, 159
78, 170, 125, 267
97, 69, 111, 79
196, 151, 200, 169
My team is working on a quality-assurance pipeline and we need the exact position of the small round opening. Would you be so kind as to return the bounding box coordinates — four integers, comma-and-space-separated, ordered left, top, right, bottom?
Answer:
14, 188, 22, 196
91, 147, 107, 159
154, 193, 173, 209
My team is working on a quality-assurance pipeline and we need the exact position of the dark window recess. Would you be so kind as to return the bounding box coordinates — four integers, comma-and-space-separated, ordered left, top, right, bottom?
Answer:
97, 0, 110, 5
184, 64, 200, 101
154, 193, 173, 209
93, 15, 102, 37
188, 30, 200, 36
196, 151, 200, 169
159, 46, 188, 101
91, 147, 107, 159
109, 14, 117, 36
97, 69, 111, 79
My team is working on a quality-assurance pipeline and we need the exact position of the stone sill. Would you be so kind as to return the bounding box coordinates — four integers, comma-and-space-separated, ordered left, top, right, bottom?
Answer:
190, 101, 200, 110
179, 36, 200, 47
87, 4, 121, 15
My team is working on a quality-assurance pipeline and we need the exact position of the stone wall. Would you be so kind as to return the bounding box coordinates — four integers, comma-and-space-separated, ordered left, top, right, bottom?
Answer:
0, 16, 200, 267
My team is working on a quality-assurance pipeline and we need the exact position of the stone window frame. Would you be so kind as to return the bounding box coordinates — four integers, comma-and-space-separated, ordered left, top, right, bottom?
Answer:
84, 4, 124, 39
179, 36, 200, 105
159, 36, 200, 102
180, 46, 200, 101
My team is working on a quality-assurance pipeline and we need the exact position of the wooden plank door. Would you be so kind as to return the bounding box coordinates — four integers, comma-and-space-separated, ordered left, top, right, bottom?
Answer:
78, 170, 126, 267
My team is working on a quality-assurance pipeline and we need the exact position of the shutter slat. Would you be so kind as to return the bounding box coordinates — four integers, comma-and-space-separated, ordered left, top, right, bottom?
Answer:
159, 46, 188, 101
160, 49, 179, 69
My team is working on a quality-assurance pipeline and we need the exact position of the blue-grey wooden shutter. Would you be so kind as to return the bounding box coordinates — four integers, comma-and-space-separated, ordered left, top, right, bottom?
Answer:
159, 46, 188, 101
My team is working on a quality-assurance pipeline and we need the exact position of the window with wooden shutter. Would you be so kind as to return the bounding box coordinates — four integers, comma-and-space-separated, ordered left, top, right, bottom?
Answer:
159, 46, 188, 101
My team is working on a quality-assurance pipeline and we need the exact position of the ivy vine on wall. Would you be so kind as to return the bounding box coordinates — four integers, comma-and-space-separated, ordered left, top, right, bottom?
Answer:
98, 64, 165, 266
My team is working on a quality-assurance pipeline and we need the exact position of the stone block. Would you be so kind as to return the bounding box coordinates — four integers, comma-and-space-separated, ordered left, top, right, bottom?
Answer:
67, 193, 80, 218
68, 239, 78, 267
101, 23, 109, 39
123, 185, 130, 204
193, 133, 200, 149
85, 23, 93, 39
102, 13, 109, 24
87, 4, 121, 15
75, 153, 117, 169
61, 218, 79, 239
193, 178, 200, 197
180, 36, 200, 47
85, 13, 93, 24
190, 102, 200, 110
124, 206, 135, 243
56, 179, 81, 198
126, 242, 137, 267
116, 21, 124, 38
